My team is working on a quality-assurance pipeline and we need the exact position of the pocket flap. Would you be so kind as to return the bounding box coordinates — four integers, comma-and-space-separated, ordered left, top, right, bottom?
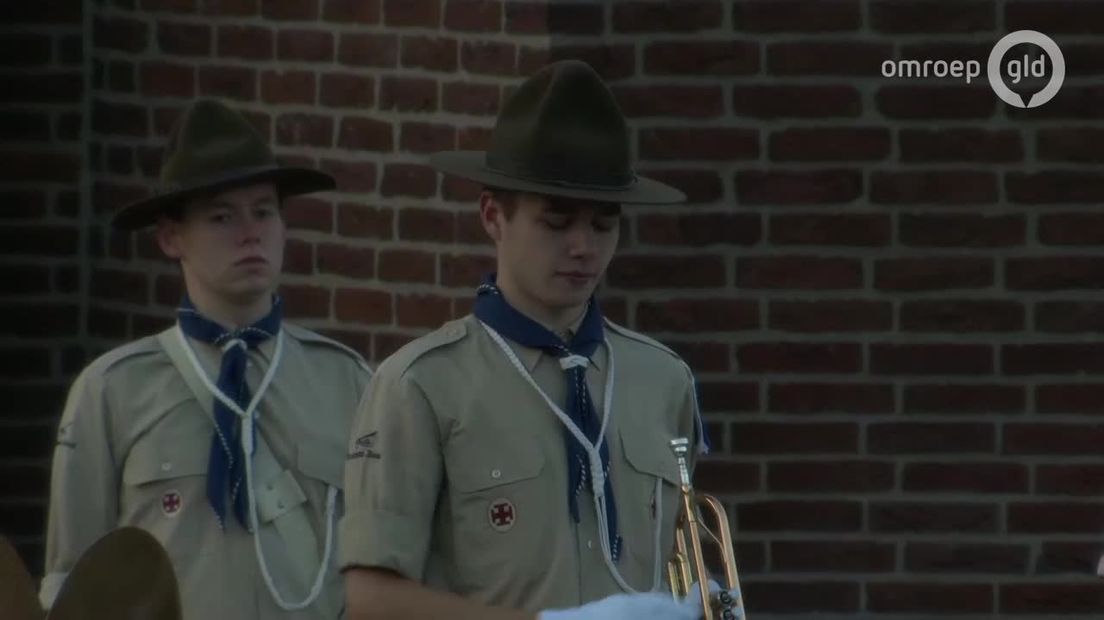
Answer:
448, 432, 545, 493
123, 434, 209, 485
620, 426, 682, 486
256, 468, 308, 523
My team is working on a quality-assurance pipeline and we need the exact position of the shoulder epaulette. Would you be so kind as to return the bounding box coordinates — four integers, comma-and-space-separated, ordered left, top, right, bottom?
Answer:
283, 323, 372, 374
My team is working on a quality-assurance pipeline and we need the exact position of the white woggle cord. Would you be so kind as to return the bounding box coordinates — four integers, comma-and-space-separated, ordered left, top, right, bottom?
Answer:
481, 322, 665, 593
175, 326, 337, 611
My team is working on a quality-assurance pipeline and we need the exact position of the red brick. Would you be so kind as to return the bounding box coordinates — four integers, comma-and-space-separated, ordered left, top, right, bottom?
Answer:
1007, 1, 1104, 33
636, 170, 723, 204
440, 253, 495, 288
768, 382, 893, 414
317, 243, 374, 279
607, 255, 725, 289
733, 1, 859, 32
320, 160, 377, 194
901, 128, 1023, 162
774, 541, 894, 573
613, 85, 724, 119
903, 462, 1028, 493
282, 197, 332, 233
384, 0, 440, 26
698, 381, 758, 413
907, 543, 1029, 574
335, 288, 392, 325
157, 21, 210, 56
644, 41, 758, 75
199, 66, 255, 101
877, 86, 995, 120
1001, 583, 1104, 614
636, 213, 759, 247
0, 303, 79, 338
444, 0, 501, 31
92, 99, 147, 137
337, 117, 391, 151
868, 422, 995, 454
768, 461, 893, 493
139, 62, 194, 98
378, 249, 436, 283
261, 70, 314, 104
1005, 423, 1104, 455
732, 85, 860, 119
768, 42, 890, 76
203, 0, 258, 15
140, 0, 197, 11
875, 258, 993, 291
1037, 301, 1104, 333
738, 500, 862, 532
612, 1, 722, 32
748, 581, 858, 613
1007, 85, 1104, 121
281, 238, 312, 275
396, 294, 452, 328
901, 213, 1025, 247
770, 128, 889, 161
400, 123, 455, 154
1037, 384, 1104, 414
94, 16, 148, 53
1008, 503, 1104, 534
217, 25, 273, 60
262, 0, 319, 19
90, 268, 147, 304
639, 128, 758, 161
738, 342, 861, 374
373, 332, 416, 360
323, 0, 380, 22
769, 300, 890, 332
736, 170, 862, 205
0, 73, 82, 105
280, 284, 330, 319
1008, 257, 1104, 291
505, 2, 603, 34
871, 0, 994, 32
1038, 542, 1103, 574
320, 73, 375, 108
0, 225, 77, 256
901, 300, 1024, 332
337, 203, 391, 239
277, 29, 333, 62
381, 164, 436, 198
636, 299, 758, 333
769, 214, 889, 246
402, 36, 457, 72
442, 82, 499, 116
664, 341, 730, 373
338, 33, 398, 67
520, 45, 635, 81
1040, 213, 1104, 245
1008, 171, 1104, 204
872, 171, 998, 204
398, 207, 455, 243
872, 343, 992, 375
904, 384, 1024, 414
871, 502, 998, 534
1037, 465, 1104, 496
276, 113, 332, 147
737, 256, 863, 290
0, 264, 50, 296
379, 76, 437, 112
1012, 343, 1104, 375
460, 41, 515, 76
869, 583, 992, 613
692, 462, 758, 494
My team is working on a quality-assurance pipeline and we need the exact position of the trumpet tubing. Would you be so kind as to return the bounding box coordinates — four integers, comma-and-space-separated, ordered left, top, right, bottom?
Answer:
667, 438, 746, 620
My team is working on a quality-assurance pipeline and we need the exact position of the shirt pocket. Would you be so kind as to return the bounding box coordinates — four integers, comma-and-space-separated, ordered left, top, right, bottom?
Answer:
444, 428, 547, 591
618, 424, 684, 589
120, 428, 211, 560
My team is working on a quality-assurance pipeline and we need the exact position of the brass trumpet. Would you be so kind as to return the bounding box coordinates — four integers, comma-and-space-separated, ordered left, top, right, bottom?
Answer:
667, 437, 745, 620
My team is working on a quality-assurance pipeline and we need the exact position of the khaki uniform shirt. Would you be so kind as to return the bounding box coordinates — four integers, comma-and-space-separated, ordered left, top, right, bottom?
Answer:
43, 323, 371, 620
340, 314, 699, 612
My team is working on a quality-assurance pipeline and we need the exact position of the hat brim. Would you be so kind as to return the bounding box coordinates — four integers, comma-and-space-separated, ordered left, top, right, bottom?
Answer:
430, 151, 686, 205
111, 166, 336, 230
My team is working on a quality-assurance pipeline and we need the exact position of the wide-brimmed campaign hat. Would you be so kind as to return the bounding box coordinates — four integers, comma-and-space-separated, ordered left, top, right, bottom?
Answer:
111, 99, 335, 230
430, 60, 685, 204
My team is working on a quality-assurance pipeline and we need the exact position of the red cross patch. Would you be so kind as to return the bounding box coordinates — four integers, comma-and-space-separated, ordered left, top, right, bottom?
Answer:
161, 491, 182, 517
488, 498, 516, 532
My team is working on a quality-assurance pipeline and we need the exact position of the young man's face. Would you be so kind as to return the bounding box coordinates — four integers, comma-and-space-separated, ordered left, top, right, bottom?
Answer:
156, 182, 285, 306
482, 190, 621, 314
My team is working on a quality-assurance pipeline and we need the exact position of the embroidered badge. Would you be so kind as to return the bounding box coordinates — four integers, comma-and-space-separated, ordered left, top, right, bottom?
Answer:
347, 432, 381, 460
488, 498, 516, 532
161, 491, 182, 517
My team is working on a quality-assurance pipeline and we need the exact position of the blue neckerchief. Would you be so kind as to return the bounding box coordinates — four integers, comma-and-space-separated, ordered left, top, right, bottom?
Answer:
473, 274, 621, 562
176, 295, 282, 530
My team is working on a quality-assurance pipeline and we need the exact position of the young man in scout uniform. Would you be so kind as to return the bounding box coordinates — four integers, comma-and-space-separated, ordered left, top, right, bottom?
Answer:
42, 99, 372, 619
341, 61, 733, 620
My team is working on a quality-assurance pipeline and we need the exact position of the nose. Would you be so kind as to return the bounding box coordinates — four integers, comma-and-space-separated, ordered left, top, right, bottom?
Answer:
565, 221, 597, 259
237, 211, 264, 245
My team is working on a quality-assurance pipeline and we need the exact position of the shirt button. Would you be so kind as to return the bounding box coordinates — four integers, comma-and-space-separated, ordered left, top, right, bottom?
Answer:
160, 462, 172, 472
490, 469, 502, 480
587, 540, 594, 549
276, 500, 285, 510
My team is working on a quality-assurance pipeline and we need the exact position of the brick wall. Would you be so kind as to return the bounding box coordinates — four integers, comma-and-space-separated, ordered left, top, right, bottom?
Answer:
4, 1, 1104, 617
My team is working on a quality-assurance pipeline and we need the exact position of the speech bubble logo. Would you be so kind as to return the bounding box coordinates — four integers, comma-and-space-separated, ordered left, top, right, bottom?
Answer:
988, 30, 1065, 108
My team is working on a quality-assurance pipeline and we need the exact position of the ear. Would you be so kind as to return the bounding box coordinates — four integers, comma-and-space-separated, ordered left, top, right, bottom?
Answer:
155, 217, 183, 260
478, 190, 504, 243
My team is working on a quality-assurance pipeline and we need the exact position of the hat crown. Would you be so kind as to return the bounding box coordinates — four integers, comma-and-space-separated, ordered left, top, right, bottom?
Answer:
160, 99, 276, 188
486, 60, 632, 188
